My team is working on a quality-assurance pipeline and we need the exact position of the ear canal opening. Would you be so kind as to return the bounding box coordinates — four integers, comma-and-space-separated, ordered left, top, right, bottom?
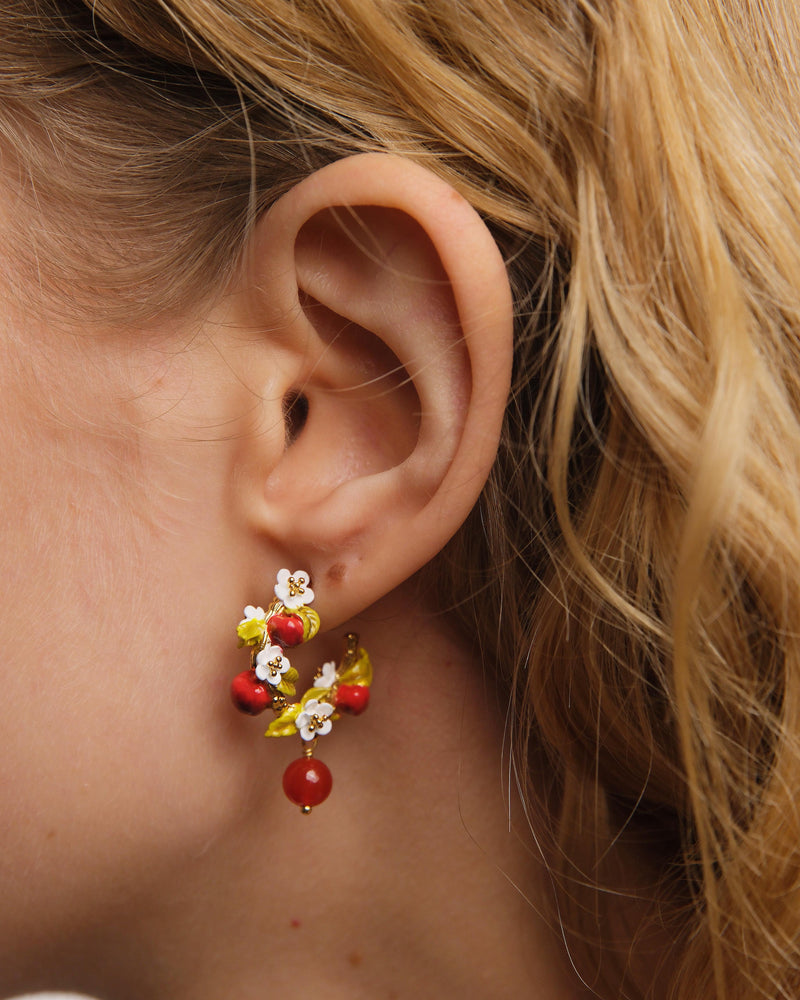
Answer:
282, 390, 310, 446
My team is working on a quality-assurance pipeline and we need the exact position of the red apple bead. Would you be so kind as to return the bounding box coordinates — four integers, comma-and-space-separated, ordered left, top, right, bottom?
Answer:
267, 613, 305, 648
230, 670, 272, 715
283, 757, 333, 811
335, 684, 370, 715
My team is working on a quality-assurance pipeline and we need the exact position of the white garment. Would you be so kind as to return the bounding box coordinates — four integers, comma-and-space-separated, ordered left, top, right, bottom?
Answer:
13, 995, 95, 999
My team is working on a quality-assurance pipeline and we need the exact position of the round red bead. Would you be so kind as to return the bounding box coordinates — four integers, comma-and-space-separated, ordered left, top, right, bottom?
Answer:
230, 670, 272, 715
268, 613, 305, 648
283, 757, 333, 809
335, 684, 370, 715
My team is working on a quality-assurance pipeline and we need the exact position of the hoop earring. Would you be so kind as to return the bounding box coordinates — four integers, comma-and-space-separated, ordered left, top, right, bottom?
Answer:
230, 569, 372, 813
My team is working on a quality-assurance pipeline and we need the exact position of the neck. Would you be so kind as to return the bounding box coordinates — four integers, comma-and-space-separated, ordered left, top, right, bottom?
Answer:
45, 593, 588, 1000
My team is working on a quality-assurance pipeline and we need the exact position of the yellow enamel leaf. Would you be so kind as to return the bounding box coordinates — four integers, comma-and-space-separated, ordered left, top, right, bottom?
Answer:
283, 667, 299, 683
300, 688, 332, 707
338, 648, 373, 687
277, 678, 297, 696
296, 607, 320, 642
265, 705, 300, 738
306, 685, 332, 703
237, 619, 266, 645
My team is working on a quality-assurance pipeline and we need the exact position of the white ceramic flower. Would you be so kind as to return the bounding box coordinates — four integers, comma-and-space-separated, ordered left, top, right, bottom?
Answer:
313, 661, 337, 689
242, 605, 266, 621
274, 568, 314, 610
237, 605, 269, 645
295, 699, 334, 741
254, 645, 291, 686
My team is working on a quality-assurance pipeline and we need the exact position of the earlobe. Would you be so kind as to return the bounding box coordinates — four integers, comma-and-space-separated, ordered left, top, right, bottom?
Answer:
238, 154, 513, 625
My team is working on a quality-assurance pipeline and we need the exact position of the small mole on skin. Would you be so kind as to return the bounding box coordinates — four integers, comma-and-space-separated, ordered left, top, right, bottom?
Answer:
348, 951, 363, 968
290, 918, 302, 929
327, 563, 346, 584
46, 830, 56, 840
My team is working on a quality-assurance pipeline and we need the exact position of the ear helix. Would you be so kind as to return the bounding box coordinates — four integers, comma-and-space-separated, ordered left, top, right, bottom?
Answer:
230, 569, 373, 813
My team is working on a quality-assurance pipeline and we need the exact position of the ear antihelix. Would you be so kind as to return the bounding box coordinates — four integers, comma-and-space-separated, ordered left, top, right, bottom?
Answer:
229, 568, 373, 814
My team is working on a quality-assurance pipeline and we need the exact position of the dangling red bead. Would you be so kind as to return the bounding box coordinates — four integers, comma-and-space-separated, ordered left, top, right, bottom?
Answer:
230, 670, 272, 715
283, 757, 333, 811
268, 613, 305, 648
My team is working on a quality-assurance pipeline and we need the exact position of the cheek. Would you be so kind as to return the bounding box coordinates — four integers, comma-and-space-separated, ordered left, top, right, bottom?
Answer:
0, 357, 256, 957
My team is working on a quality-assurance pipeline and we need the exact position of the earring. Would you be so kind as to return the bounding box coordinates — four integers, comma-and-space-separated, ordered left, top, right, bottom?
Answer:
230, 569, 372, 813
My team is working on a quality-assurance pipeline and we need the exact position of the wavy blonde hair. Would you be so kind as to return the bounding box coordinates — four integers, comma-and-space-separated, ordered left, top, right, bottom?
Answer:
3, 0, 800, 996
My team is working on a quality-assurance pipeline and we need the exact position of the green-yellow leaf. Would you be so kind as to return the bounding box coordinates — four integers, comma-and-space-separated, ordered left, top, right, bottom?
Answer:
338, 649, 373, 687
265, 705, 300, 738
297, 607, 320, 642
237, 620, 265, 645
300, 687, 332, 707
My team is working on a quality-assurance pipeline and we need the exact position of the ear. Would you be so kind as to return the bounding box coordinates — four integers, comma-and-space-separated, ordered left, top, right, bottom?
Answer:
236, 154, 513, 626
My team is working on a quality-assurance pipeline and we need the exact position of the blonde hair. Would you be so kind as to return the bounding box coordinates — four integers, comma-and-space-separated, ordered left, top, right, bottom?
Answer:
4, 0, 800, 995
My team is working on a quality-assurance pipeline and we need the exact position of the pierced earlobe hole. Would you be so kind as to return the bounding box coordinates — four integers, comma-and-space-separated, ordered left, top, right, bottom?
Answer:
283, 390, 309, 446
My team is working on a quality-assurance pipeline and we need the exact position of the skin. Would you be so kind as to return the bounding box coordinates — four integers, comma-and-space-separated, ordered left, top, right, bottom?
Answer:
0, 156, 589, 1000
